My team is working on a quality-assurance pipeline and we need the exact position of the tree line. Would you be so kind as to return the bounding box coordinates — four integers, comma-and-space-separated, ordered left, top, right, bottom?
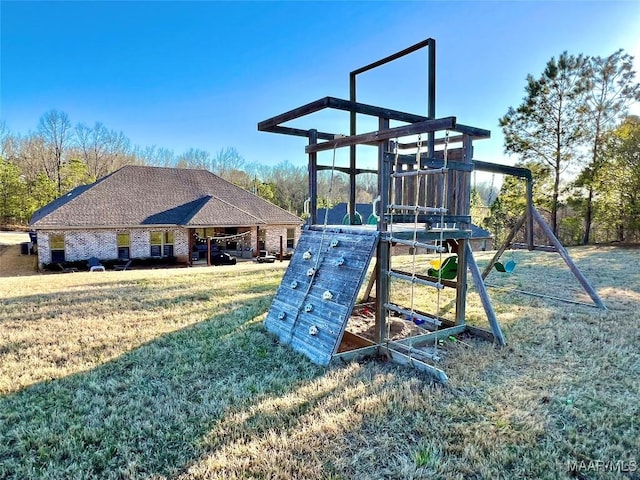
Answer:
2, 48, 638, 245
482, 49, 640, 245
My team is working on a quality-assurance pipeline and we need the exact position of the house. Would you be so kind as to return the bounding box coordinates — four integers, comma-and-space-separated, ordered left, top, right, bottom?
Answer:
30, 165, 302, 269
317, 202, 493, 251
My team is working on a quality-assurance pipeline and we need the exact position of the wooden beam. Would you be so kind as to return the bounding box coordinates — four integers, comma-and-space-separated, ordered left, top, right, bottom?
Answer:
473, 160, 532, 180
305, 117, 457, 154
530, 208, 606, 309
466, 242, 506, 346
258, 97, 330, 131
332, 345, 379, 363
316, 165, 378, 175
351, 38, 434, 76
265, 125, 336, 140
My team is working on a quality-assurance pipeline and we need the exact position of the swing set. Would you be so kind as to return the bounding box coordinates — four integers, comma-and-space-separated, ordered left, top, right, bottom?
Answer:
258, 37, 606, 383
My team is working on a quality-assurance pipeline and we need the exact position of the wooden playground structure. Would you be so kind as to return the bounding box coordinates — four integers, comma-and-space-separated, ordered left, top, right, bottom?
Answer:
259, 38, 605, 382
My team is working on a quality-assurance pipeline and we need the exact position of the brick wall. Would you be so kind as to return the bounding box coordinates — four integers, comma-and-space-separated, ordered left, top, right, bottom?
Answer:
259, 225, 301, 255
36, 227, 189, 268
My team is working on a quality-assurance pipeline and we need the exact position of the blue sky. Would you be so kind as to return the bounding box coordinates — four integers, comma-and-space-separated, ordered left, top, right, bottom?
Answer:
1, 1, 639, 173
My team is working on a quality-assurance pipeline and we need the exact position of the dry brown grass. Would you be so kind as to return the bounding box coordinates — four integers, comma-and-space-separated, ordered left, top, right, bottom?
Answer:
0, 247, 638, 479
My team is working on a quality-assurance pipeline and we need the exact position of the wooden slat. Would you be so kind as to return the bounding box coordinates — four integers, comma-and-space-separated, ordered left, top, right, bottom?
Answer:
264, 227, 380, 365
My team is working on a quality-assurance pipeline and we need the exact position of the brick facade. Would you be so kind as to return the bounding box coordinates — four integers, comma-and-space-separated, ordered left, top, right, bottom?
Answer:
36, 227, 189, 268
36, 225, 300, 268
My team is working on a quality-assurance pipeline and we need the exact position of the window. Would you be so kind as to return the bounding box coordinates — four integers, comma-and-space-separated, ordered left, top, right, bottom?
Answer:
163, 231, 174, 257
150, 231, 174, 257
287, 228, 296, 249
150, 232, 162, 257
50, 234, 65, 263
117, 233, 130, 260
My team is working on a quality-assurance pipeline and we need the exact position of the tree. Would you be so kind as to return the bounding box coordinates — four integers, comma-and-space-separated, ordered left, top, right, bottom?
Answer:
60, 157, 92, 193
265, 160, 308, 215
175, 148, 210, 169
596, 116, 640, 242
575, 50, 640, 244
500, 52, 588, 235
38, 110, 72, 194
211, 147, 245, 180
28, 172, 58, 212
76, 122, 131, 179
0, 158, 27, 224
484, 162, 553, 245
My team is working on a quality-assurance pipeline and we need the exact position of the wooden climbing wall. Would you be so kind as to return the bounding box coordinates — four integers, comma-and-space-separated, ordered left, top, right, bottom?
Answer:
264, 226, 379, 365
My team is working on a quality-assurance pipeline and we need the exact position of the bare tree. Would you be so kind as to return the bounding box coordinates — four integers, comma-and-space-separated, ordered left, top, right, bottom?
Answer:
76, 122, 131, 179
175, 148, 210, 169
38, 110, 72, 193
211, 147, 244, 180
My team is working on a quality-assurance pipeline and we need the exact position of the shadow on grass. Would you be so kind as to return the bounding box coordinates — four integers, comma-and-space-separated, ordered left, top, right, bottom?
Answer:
0, 297, 327, 479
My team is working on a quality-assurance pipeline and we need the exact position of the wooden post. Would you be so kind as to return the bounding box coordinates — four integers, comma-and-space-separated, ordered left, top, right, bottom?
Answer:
308, 129, 318, 225
531, 208, 606, 309
188, 228, 193, 266
466, 243, 506, 346
279, 235, 283, 262
207, 237, 211, 266
375, 117, 390, 344
526, 179, 534, 250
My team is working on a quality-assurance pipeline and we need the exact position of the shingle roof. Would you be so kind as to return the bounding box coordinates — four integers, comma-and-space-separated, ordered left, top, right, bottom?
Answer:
30, 165, 302, 228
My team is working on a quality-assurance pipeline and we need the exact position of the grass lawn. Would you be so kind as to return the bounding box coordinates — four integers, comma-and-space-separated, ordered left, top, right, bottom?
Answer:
0, 247, 638, 479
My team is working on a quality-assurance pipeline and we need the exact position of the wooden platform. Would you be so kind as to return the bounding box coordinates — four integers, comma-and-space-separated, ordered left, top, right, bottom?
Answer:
264, 225, 379, 365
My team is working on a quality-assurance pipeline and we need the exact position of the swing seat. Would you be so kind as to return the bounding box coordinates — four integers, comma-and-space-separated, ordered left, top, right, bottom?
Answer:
428, 256, 458, 280
495, 259, 516, 273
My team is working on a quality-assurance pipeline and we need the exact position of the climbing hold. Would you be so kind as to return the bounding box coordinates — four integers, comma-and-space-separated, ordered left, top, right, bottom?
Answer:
330, 238, 339, 248
278, 312, 286, 320
336, 257, 345, 266
290, 280, 298, 289
307, 268, 315, 276
322, 290, 333, 301
303, 251, 312, 260
305, 303, 313, 313
309, 325, 319, 336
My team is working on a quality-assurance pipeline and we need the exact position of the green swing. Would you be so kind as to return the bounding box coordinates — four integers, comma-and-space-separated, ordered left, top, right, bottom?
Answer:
428, 256, 458, 280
